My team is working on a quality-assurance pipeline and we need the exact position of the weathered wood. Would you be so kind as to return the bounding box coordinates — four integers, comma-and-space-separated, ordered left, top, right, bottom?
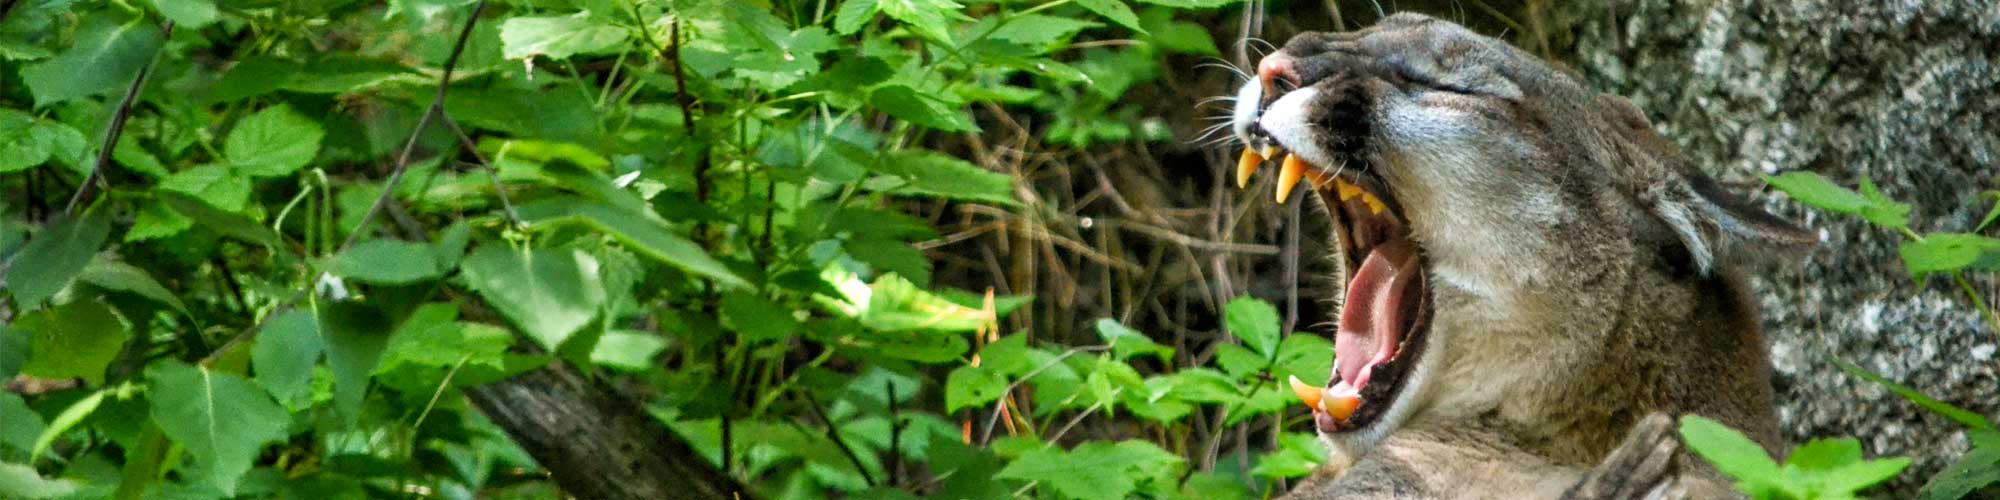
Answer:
467, 363, 749, 500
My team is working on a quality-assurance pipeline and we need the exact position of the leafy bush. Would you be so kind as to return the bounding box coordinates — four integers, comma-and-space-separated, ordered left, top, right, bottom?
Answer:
0, 0, 1356, 498
1675, 173, 2000, 499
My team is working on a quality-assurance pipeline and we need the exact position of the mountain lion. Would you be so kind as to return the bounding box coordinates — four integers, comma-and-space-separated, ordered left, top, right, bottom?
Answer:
1226, 13, 1813, 499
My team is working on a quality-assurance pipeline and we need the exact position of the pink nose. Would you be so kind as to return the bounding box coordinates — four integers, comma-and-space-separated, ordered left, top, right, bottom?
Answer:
1257, 53, 1299, 98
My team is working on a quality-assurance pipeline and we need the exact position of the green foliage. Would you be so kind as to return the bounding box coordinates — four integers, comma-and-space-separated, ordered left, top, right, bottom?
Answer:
0, 0, 1328, 498
1760, 172, 2000, 498
1680, 415, 1910, 499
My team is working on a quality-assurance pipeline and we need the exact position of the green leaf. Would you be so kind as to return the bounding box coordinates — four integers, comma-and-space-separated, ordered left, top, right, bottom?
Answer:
459, 245, 607, 351
1818, 456, 1910, 495
224, 104, 323, 177
28, 389, 103, 462
1223, 296, 1280, 360
147, 0, 219, 29
0, 461, 80, 498
871, 150, 1015, 206
1836, 359, 1994, 430
1093, 319, 1171, 363
870, 85, 979, 133
995, 441, 1181, 500
876, 0, 966, 43
945, 365, 1007, 413
160, 165, 251, 212
7, 212, 111, 309
0, 393, 43, 456
20, 13, 164, 107
146, 361, 290, 496
126, 199, 192, 242
1918, 445, 2000, 500
1899, 233, 2000, 279
1162, 368, 1240, 403
832, 0, 879, 35
589, 331, 666, 372
330, 239, 443, 284
1976, 191, 2000, 233
1678, 415, 1781, 490
1211, 343, 1263, 380
1251, 432, 1327, 479
319, 301, 392, 423
499, 14, 629, 61
78, 256, 186, 312
518, 198, 749, 288
1786, 438, 1862, 470
16, 299, 127, 385
1073, 0, 1146, 34
158, 192, 281, 246
989, 15, 1101, 49
1140, 13, 1217, 56
719, 292, 802, 342
1131, 0, 1240, 7
251, 310, 322, 406
1763, 172, 1910, 230
0, 110, 50, 172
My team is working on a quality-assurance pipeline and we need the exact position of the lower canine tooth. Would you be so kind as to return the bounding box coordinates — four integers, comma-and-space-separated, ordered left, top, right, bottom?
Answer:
1288, 375, 1322, 411
1275, 154, 1308, 204
1235, 149, 1264, 189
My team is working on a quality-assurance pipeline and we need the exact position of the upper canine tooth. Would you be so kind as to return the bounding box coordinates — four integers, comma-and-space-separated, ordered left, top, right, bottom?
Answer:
1235, 149, 1264, 189
1275, 154, 1309, 204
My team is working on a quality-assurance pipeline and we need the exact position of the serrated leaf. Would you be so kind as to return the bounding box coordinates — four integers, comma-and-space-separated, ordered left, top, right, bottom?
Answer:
500, 14, 628, 61
146, 361, 289, 496
1679, 415, 1781, 489
833, 0, 879, 35
78, 256, 187, 312
251, 310, 322, 406
1223, 296, 1279, 360
945, 365, 1007, 413
17, 299, 126, 386
870, 85, 978, 133
517, 198, 748, 288
147, 0, 218, 29
1094, 319, 1171, 362
459, 245, 606, 351
871, 150, 1015, 206
224, 104, 323, 177
1918, 445, 2000, 500
1132, 0, 1240, 7
1899, 233, 2000, 279
7, 212, 111, 309
877, 0, 966, 43
159, 165, 251, 212
1764, 172, 1910, 230
1786, 438, 1862, 470
0, 110, 50, 172
995, 441, 1180, 500
1818, 456, 1910, 495
719, 292, 802, 342
989, 15, 1101, 48
157, 192, 279, 246
1074, 0, 1145, 34
20, 14, 164, 107
330, 239, 443, 284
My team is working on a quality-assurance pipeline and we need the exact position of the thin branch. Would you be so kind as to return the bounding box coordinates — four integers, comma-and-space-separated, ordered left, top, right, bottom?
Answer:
439, 115, 523, 227
65, 21, 174, 215
200, 0, 488, 365
800, 388, 878, 487
340, 0, 487, 250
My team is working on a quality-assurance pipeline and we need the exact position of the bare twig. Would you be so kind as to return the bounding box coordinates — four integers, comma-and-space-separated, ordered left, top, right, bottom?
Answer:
65, 21, 174, 215
439, 115, 523, 227
800, 389, 878, 487
201, 0, 488, 365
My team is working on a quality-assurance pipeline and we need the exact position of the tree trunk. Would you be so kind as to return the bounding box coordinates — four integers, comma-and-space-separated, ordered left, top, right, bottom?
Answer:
1568, 0, 2000, 493
466, 362, 749, 500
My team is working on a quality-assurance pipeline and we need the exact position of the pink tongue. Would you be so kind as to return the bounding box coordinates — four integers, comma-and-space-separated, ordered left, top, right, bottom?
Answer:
1334, 238, 1417, 392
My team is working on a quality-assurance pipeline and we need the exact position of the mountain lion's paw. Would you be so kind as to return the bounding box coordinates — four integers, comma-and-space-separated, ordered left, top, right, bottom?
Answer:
1563, 413, 1686, 500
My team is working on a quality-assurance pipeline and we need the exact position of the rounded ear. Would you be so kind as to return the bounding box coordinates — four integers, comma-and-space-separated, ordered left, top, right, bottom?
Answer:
1651, 173, 1817, 275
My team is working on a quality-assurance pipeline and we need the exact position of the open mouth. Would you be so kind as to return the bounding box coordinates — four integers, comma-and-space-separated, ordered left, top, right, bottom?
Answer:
1236, 110, 1432, 436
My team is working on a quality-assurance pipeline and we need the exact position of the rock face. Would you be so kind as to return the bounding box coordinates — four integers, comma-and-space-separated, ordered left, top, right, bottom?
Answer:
1568, 0, 2000, 492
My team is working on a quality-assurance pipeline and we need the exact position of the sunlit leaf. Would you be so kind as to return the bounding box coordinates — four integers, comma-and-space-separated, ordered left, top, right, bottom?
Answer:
500, 13, 628, 61
224, 104, 323, 177
146, 361, 290, 496
459, 245, 606, 351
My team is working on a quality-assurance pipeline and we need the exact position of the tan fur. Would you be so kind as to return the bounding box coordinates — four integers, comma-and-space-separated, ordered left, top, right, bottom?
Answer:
1233, 13, 1812, 499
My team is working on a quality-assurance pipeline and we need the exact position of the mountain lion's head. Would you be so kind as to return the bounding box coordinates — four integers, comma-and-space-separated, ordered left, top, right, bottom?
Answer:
1229, 13, 1811, 464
